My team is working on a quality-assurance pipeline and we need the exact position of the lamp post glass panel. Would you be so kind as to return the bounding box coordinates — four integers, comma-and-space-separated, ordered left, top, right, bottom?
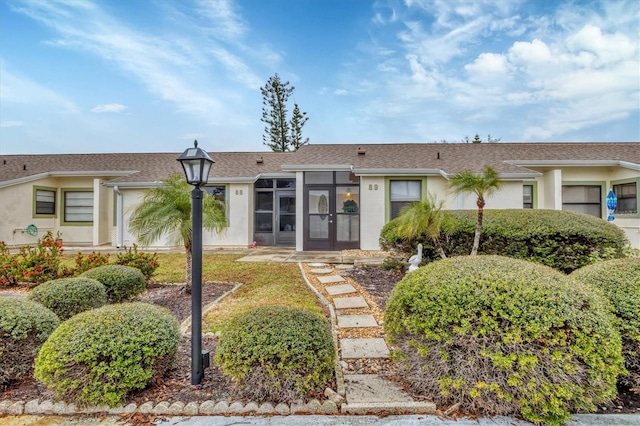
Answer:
177, 140, 214, 385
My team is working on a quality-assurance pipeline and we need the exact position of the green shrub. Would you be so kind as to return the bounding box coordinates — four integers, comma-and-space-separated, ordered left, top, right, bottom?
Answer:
112, 244, 159, 280
34, 302, 179, 407
81, 265, 146, 303
380, 209, 628, 273
215, 305, 336, 403
384, 255, 624, 425
571, 258, 640, 391
28, 277, 107, 320
381, 256, 406, 273
72, 251, 110, 275
0, 299, 60, 388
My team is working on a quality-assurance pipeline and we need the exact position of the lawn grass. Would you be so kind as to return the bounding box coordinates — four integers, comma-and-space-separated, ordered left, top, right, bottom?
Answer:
58, 252, 322, 333
152, 253, 323, 333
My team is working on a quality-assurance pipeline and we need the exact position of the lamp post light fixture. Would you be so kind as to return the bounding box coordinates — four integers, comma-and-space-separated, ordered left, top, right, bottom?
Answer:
177, 140, 214, 385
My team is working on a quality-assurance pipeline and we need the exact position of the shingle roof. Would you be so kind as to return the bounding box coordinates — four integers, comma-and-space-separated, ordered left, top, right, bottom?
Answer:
0, 152, 294, 187
1, 143, 638, 187
288, 142, 640, 175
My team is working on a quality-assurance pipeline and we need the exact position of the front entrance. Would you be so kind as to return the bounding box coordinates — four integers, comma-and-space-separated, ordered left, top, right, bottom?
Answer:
276, 191, 296, 246
304, 172, 359, 251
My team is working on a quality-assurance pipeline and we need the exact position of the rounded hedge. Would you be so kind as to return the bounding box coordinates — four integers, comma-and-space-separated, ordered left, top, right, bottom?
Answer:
215, 305, 336, 403
34, 302, 179, 407
28, 277, 107, 320
384, 255, 624, 425
81, 265, 146, 303
380, 209, 628, 273
0, 298, 60, 388
571, 258, 640, 391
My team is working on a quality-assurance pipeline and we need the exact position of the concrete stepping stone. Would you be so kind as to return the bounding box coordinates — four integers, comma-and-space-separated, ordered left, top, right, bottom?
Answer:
310, 268, 333, 274
340, 338, 389, 358
318, 275, 345, 284
325, 284, 356, 295
337, 314, 378, 328
308, 263, 327, 267
342, 374, 436, 414
336, 264, 353, 270
333, 296, 368, 310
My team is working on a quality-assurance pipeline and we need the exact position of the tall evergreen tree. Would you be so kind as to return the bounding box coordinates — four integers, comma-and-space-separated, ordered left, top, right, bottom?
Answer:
260, 74, 309, 152
289, 102, 309, 150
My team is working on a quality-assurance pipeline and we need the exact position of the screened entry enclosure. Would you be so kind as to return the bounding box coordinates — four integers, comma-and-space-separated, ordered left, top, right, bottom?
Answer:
254, 178, 296, 246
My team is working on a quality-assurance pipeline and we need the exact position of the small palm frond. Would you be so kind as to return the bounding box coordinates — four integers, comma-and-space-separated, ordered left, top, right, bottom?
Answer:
395, 193, 445, 241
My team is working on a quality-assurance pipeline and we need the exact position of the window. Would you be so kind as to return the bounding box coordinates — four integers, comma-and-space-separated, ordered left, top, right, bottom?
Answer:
34, 187, 56, 216
204, 185, 226, 203
562, 185, 601, 218
390, 180, 421, 219
63, 190, 94, 223
612, 182, 637, 214
523, 185, 534, 209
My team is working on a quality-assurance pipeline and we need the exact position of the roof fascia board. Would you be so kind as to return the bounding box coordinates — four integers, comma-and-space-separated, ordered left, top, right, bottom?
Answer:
353, 168, 443, 176
281, 164, 353, 172
505, 160, 640, 170
0, 170, 137, 188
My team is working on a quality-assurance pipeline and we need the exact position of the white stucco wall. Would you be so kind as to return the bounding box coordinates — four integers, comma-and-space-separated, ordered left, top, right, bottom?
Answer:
0, 177, 107, 246
359, 176, 386, 251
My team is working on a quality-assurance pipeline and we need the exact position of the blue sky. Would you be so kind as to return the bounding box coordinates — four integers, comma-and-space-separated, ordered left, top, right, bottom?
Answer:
0, 0, 638, 155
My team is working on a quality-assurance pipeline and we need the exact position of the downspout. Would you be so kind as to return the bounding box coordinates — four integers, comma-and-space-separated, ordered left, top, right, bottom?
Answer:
114, 185, 124, 248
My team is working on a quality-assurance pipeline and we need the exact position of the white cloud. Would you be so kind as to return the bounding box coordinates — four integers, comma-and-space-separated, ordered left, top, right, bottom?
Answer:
508, 39, 552, 64
465, 52, 509, 74
334, 89, 348, 95
91, 103, 127, 113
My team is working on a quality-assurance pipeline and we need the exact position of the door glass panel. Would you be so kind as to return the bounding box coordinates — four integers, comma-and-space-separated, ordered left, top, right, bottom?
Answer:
309, 190, 329, 214
337, 187, 359, 213
309, 215, 329, 239
279, 195, 296, 231
336, 215, 359, 242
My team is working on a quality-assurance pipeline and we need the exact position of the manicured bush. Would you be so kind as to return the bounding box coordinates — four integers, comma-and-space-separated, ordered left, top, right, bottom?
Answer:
571, 258, 640, 391
81, 264, 146, 303
34, 302, 179, 407
28, 277, 107, 320
384, 255, 624, 425
112, 244, 159, 280
215, 305, 336, 403
380, 209, 628, 273
0, 299, 60, 388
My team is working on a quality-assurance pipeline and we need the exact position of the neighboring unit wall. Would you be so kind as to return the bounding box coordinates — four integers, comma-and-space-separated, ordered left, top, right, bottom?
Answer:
203, 182, 252, 247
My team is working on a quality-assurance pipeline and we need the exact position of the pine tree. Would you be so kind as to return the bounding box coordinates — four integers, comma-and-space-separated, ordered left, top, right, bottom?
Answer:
260, 74, 309, 152
289, 103, 309, 150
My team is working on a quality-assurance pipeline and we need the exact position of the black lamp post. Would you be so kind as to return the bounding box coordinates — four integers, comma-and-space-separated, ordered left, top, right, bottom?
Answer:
177, 140, 214, 385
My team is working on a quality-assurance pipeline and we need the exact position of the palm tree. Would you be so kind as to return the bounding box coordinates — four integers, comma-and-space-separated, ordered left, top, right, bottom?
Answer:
448, 165, 502, 256
395, 193, 448, 260
128, 174, 226, 293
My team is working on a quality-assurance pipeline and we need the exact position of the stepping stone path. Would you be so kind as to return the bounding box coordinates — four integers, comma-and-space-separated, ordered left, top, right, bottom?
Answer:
333, 296, 368, 310
337, 314, 378, 328
325, 284, 356, 295
307, 264, 435, 415
318, 275, 346, 284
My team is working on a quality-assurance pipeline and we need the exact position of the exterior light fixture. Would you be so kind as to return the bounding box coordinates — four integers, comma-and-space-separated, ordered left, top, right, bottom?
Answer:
177, 140, 214, 385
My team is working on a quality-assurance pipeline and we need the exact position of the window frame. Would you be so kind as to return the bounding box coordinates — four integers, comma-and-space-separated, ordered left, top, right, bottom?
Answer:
611, 178, 639, 217
561, 181, 605, 219
386, 178, 426, 220
522, 181, 537, 209
33, 186, 57, 218
61, 188, 94, 226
